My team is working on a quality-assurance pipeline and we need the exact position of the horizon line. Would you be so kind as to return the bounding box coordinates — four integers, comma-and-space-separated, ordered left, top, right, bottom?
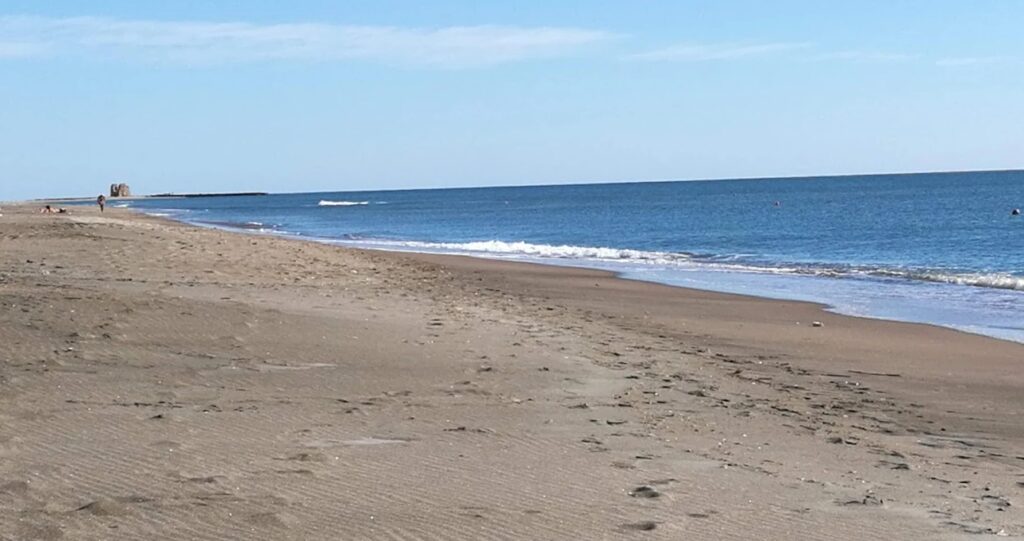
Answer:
295, 166, 1023, 195
11, 166, 1023, 202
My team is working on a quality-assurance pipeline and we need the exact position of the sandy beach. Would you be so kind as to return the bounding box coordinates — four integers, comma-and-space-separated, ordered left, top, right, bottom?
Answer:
2, 203, 1023, 540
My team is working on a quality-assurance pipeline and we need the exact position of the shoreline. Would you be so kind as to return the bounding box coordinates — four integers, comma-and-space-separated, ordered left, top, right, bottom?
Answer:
145, 207, 1024, 345
3, 202, 1024, 539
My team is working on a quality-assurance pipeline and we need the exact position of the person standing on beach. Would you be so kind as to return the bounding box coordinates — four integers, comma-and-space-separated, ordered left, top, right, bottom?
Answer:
97, 194, 106, 212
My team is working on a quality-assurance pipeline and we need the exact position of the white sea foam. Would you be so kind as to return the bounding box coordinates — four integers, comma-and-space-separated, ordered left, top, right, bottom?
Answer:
739, 266, 1024, 292
879, 270, 1024, 291
339, 238, 1024, 292
383, 239, 694, 264
318, 200, 370, 206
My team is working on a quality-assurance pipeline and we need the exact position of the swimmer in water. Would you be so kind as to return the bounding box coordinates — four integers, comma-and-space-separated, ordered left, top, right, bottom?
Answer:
1013, 208, 1021, 216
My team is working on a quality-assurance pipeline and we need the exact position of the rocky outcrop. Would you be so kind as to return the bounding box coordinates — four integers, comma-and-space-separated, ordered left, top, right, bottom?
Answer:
110, 183, 131, 197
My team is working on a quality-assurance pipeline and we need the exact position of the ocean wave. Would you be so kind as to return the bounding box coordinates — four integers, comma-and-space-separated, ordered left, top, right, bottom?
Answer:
140, 208, 190, 216
388, 239, 695, 263
192, 220, 280, 232
338, 237, 1024, 292
868, 269, 1024, 291
319, 200, 370, 207
703, 264, 1024, 292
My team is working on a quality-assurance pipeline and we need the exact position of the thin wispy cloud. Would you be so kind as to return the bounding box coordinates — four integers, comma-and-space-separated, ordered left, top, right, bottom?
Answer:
629, 41, 926, 66
809, 50, 920, 63
628, 42, 810, 62
935, 56, 1012, 67
1, 15, 996, 71
0, 15, 614, 67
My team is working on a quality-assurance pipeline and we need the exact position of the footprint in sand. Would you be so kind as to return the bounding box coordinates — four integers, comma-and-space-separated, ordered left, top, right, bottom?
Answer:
75, 496, 151, 517
619, 521, 658, 531
628, 485, 661, 498
280, 451, 328, 462
171, 472, 227, 485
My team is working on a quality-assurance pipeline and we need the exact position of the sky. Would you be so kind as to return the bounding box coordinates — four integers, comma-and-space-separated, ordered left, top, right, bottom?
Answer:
1, 1, 1023, 200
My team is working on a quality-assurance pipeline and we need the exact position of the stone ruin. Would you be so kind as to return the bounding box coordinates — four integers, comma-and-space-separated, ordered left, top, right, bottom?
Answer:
110, 183, 131, 198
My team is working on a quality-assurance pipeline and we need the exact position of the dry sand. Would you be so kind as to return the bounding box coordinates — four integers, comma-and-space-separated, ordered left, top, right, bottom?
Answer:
1, 203, 1023, 540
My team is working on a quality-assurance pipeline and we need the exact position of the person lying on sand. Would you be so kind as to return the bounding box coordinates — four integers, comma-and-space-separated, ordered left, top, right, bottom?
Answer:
39, 205, 68, 214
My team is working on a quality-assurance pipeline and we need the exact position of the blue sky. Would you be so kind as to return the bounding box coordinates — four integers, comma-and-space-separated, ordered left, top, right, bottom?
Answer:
1, 1, 1022, 200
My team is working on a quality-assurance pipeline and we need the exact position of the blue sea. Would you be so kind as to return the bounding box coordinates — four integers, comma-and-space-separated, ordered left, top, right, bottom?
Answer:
117, 171, 1024, 343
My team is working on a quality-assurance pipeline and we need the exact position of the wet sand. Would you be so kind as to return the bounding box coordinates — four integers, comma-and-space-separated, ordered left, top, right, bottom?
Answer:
2, 203, 1023, 540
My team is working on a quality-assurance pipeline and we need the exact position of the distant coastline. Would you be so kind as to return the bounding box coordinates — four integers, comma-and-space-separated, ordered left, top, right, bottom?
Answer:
148, 192, 269, 198
29, 192, 268, 203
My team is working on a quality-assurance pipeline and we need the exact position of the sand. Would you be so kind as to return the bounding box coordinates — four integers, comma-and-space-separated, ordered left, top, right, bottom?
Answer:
1, 203, 1023, 540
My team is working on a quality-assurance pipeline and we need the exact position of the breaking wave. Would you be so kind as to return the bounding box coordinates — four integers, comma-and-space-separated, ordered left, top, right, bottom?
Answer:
339, 238, 1024, 292
869, 269, 1024, 291
377, 239, 695, 263
318, 200, 370, 207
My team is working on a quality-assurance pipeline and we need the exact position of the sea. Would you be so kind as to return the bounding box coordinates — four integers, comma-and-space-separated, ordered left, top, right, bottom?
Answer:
115, 171, 1024, 343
